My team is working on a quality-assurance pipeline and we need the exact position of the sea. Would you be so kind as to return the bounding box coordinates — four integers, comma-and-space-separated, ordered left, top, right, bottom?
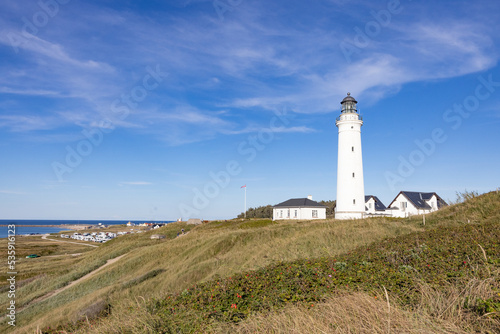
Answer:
0, 219, 173, 239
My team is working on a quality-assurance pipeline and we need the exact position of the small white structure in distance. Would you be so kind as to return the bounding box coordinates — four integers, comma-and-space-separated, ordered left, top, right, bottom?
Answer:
387, 191, 447, 218
273, 195, 326, 220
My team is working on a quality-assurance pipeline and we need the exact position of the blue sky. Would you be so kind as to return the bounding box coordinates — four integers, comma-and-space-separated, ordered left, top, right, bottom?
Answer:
1, 0, 499, 220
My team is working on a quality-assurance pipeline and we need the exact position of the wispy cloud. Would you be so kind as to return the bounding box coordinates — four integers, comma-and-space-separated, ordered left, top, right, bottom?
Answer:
0, 114, 63, 132
0, 1, 497, 146
119, 181, 153, 186
0, 31, 113, 71
0, 190, 28, 195
0, 86, 60, 96
223, 125, 316, 135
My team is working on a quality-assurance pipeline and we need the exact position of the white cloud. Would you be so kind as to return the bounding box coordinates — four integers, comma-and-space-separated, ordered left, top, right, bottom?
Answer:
223, 125, 316, 135
0, 1, 498, 145
0, 190, 28, 195
0, 86, 60, 96
119, 181, 152, 186
0, 31, 113, 71
0, 114, 62, 132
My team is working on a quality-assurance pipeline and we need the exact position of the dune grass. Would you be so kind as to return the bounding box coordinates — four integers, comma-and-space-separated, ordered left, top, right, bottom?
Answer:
3, 217, 424, 333
4, 191, 500, 333
0, 235, 95, 289
213, 292, 470, 334
112, 212, 497, 333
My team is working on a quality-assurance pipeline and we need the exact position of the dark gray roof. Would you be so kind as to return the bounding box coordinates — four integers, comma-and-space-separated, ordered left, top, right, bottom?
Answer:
389, 191, 447, 209
341, 92, 357, 104
365, 195, 387, 211
274, 198, 326, 208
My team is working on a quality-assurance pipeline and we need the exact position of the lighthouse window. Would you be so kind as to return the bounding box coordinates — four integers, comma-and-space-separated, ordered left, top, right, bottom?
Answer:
351, 126, 353, 129
352, 146, 354, 152
353, 199, 356, 205
352, 172, 355, 178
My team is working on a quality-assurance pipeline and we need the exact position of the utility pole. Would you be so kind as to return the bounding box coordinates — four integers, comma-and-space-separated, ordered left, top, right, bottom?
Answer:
241, 185, 247, 218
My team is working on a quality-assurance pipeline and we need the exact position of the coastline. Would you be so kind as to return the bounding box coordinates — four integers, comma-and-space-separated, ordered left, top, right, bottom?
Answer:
0, 224, 104, 230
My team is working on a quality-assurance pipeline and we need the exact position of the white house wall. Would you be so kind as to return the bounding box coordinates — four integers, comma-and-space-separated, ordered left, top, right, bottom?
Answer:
273, 207, 326, 220
365, 197, 376, 215
426, 195, 439, 211
389, 194, 410, 218
388, 193, 436, 218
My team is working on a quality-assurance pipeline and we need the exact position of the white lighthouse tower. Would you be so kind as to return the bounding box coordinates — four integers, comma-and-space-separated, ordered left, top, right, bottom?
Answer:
335, 92, 365, 219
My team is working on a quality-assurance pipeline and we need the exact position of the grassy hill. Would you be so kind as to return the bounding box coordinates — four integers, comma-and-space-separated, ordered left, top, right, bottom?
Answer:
2, 191, 499, 333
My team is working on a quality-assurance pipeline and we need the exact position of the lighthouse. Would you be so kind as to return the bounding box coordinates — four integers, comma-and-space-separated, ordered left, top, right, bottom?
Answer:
335, 93, 365, 219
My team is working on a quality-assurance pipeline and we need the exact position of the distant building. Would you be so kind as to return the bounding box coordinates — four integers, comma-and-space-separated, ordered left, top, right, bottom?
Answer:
187, 218, 202, 225
387, 191, 447, 218
150, 234, 166, 240
273, 196, 326, 220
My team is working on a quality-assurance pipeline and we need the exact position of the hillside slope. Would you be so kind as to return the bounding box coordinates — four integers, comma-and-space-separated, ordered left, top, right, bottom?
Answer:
3, 191, 499, 333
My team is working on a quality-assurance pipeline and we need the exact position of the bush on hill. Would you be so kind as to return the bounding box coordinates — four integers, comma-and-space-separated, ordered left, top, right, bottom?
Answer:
237, 205, 273, 219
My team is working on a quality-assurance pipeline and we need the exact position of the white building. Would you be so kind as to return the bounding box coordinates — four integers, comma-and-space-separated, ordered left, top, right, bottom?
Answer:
365, 195, 390, 216
273, 196, 326, 220
387, 191, 447, 218
335, 93, 365, 219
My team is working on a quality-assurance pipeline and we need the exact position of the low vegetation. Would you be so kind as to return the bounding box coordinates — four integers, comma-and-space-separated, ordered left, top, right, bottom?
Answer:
0, 236, 95, 293
144, 218, 499, 332
2, 191, 499, 333
237, 205, 274, 219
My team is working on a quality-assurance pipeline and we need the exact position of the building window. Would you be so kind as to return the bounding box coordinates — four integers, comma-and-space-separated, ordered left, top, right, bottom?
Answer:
401, 202, 407, 210
352, 172, 355, 178
294, 210, 298, 218
369, 203, 372, 209
280, 210, 283, 218
352, 146, 354, 152
287, 209, 290, 218
353, 199, 356, 205
312, 210, 318, 218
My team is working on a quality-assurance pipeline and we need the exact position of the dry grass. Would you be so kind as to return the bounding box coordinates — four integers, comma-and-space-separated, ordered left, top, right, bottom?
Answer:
214, 273, 500, 334
4, 192, 500, 333
415, 275, 500, 332
3, 218, 423, 333
212, 291, 469, 334
0, 235, 94, 310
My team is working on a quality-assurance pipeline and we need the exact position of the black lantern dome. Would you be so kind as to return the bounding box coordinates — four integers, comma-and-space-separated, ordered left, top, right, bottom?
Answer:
340, 92, 357, 113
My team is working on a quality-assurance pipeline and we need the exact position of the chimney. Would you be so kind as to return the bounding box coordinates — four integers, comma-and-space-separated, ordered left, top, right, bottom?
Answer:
307, 195, 312, 200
